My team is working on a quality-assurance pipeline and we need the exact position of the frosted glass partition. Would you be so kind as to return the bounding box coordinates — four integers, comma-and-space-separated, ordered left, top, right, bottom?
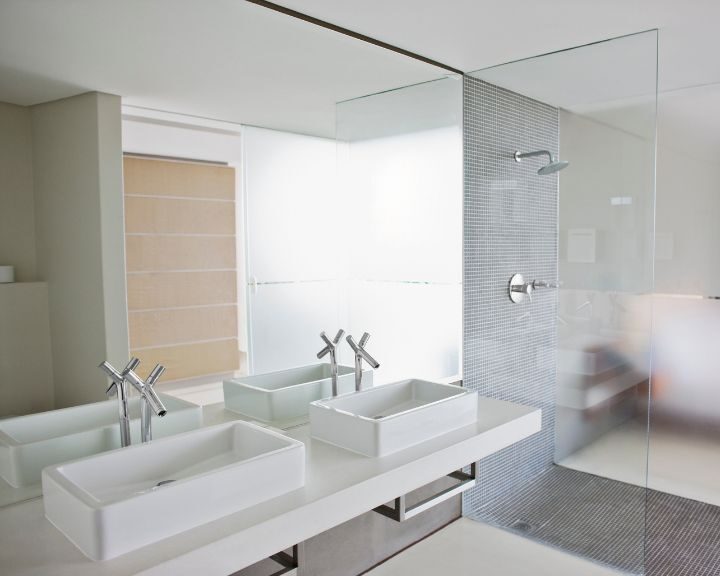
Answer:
244, 82, 462, 381
650, 87, 720, 502
463, 31, 657, 575
243, 126, 340, 374
642, 85, 720, 574
336, 77, 463, 384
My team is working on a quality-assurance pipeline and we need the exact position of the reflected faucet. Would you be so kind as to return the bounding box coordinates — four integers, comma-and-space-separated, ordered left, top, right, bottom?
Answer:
99, 359, 137, 447
124, 364, 167, 443
317, 329, 345, 397
346, 332, 380, 392
99, 358, 167, 447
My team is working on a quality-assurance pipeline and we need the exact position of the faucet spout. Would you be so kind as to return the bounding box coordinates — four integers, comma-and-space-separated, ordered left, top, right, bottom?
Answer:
124, 364, 167, 443
99, 358, 167, 446
124, 370, 167, 416
317, 329, 344, 397
99, 358, 140, 448
346, 332, 380, 392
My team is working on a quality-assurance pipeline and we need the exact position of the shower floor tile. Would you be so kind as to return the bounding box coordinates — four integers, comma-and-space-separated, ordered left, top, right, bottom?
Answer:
646, 491, 720, 576
468, 465, 720, 576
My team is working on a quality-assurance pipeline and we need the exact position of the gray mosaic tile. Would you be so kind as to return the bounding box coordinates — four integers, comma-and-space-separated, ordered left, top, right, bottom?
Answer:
462, 75, 559, 509
467, 464, 720, 575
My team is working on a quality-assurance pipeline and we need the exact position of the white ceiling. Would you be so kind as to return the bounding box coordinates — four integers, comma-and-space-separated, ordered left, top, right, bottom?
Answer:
1, 0, 720, 140
278, 0, 720, 93
0, 0, 446, 137
279, 0, 720, 148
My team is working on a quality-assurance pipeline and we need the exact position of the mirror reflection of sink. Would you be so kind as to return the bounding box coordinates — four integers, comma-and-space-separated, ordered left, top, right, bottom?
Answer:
223, 363, 373, 423
0, 394, 201, 488
309, 379, 478, 457
42, 421, 305, 561
557, 333, 626, 375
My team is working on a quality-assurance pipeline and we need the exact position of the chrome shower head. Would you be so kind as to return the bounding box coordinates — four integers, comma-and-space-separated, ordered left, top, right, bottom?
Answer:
514, 150, 569, 175
538, 159, 569, 175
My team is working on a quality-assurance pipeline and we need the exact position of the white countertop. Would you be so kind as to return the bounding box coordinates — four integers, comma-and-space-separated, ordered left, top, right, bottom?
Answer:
0, 397, 540, 576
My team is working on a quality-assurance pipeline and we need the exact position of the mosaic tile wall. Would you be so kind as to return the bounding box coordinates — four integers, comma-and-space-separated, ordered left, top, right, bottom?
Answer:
462, 75, 559, 512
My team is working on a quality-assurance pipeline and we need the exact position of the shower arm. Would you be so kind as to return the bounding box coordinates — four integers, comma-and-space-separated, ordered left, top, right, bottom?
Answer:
514, 150, 553, 163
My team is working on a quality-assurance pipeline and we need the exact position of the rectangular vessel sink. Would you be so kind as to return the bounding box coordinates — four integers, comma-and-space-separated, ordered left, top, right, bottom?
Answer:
43, 421, 305, 561
224, 363, 373, 423
309, 379, 478, 457
0, 394, 201, 488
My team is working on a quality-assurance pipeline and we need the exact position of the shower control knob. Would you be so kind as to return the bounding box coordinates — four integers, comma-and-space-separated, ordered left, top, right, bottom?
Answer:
509, 274, 561, 303
509, 274, 533, 303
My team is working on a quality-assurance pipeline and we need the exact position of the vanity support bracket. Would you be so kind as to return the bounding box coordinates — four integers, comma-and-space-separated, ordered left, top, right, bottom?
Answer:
269, 544, 303, 576
373, 463, 477, 522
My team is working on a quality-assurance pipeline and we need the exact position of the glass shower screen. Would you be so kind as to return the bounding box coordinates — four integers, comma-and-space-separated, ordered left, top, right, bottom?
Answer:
462, 30, 658, 575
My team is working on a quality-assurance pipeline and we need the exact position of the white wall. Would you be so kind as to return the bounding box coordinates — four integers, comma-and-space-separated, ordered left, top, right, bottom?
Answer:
0, 102, 37, 282
0, 283, 54, 416
32, 92, 128, 408
0, 102, 54, 416
655, 140, 720, 296
96, 94, 129, 381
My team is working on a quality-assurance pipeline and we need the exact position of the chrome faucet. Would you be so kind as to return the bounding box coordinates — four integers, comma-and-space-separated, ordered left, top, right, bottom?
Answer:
99, 358, 137, 448
509, 274, 560, 303
124, 364, 167, 443
317, 329, 344, 397
99, 358, 167, 447
346, 332, 380, 391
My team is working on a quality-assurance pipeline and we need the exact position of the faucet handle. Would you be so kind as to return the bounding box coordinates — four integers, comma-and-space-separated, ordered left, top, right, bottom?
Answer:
346, 332, 380, 369
124, 367, 167, 417
99, 361, 124, 396
99, 361, 122, 381
532, 279, 561, 289
345, 334, 359, 354
122, 357, 140, 376
346, 332, 370, 352
146, 364, 165, 388
317, 329, 345, 358
318, 331, 332, 359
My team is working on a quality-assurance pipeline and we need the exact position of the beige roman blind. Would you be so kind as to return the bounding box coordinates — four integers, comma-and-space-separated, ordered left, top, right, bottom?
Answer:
123, 156, 240, 382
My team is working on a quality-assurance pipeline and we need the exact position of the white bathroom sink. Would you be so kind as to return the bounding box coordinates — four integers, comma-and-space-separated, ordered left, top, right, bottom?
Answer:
224, 363, 373, 423
0, 394, 201, 488
309, 379, 478, 457
42, 421, 305, 561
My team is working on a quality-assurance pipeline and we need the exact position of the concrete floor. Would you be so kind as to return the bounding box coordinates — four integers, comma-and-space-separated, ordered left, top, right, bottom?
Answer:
366, 518, 623, 576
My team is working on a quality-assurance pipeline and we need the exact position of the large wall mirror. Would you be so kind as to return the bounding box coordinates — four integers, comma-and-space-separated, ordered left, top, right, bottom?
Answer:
0, 1, 461, 505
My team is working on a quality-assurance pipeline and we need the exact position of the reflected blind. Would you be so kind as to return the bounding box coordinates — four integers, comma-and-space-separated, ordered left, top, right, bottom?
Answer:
123, 155, 240, 382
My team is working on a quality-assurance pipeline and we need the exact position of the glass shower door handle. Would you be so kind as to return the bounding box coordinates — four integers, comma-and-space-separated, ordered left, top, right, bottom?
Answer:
249, 276, 259, 295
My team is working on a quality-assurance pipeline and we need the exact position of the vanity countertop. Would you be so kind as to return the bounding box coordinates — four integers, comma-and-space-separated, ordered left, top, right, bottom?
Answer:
0, 396, 540, 576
